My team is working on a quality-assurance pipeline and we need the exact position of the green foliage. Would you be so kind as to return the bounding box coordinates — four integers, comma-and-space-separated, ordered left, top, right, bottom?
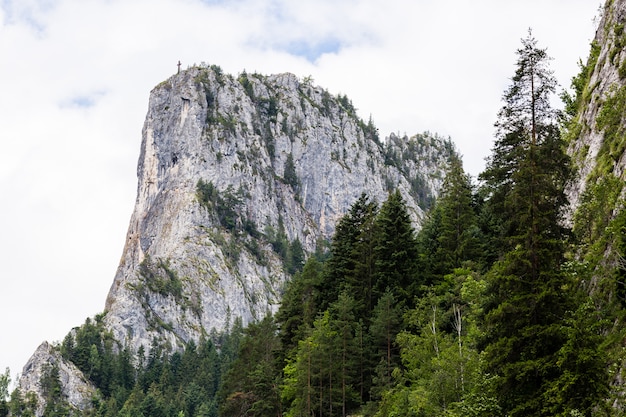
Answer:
197, 179, 303, 272
194, 69, 219, 125
258, 95, 279, 122
264, 217, 305, 275
418, 156, 481, 284
216, 114, 237, 135
369, 290, 403, 402
219, 316, 282, 417
0, 368, 9, 403
595, 85, 626, 175
139, 256, 183, 300
0, 371, 7, 417
276, 191, 430, 415
337, 94, 357, 116
322, 192, 379, 314
275, 257, 323, 354
573, 175, 624, 248
543, 299, 610, 416
610, 23, 626, 65
60, 315, 135, 398
196, 179, 250, 233
562, 41, 601, 119
283, 152, 300, 193
282, 304, 362, 417
47, 323, 242, 417
9, 388, 37, 417
374, 189, 419, 305
40, 364, 72, 417
477, 32, 607, 416
238, 71, 255, 99
358, 115, 381, 146
370, 267, 498, 417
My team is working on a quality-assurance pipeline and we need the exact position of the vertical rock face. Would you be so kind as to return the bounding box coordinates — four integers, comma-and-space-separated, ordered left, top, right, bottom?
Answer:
102, 66, 455, 356
567, 0, 626, 213
565, 0, 626, 409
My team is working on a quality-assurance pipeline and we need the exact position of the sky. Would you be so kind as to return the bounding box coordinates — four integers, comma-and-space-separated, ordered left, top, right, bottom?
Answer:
0, 0, 601, 387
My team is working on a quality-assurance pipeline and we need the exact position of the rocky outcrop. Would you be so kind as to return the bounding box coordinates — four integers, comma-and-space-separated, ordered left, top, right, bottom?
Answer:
567, 0, 626, 213
101, 66, 455, 357
18, 342, 96, 416
564, 0, 626, 409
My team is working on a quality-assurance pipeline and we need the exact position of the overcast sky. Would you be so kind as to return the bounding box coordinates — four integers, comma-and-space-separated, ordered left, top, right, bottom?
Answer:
0, 0, 601, 385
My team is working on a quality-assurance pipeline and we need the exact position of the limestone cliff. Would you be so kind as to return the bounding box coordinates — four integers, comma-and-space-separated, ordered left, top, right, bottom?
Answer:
567, 0, 626, 212
564, 0, 626, 409
101, 66, 454, 357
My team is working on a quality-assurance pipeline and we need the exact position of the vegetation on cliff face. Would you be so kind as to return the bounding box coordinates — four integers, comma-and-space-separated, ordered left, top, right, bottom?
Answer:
563, 3, 626, 414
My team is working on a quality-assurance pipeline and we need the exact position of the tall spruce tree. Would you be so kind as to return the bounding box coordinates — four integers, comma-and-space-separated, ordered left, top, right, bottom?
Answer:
418, 155, 481, 284
436, 156, 480, 271
373, 189, 419, 305
219, 316, 282, 417
478, 31, 577, 416
322, 193, 378, 313
276, 257, 323, 355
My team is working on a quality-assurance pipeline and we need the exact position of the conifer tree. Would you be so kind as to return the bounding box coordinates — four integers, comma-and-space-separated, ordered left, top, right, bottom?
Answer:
418, 156, 480, 284
480, 30, 571, 257
369, 290, 403, 402
373, 189, 419, 305
479, 31, 580, 416
322, 193, 378, 312
276, 257, 323, 355
329, 291, 361, 416
0, 369, 8, 417
436, 156, 480, 271
219, 316, 282, 417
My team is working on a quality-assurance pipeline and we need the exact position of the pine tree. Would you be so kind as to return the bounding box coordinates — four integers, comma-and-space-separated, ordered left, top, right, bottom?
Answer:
373, 189, 419, 305
0, 368, 9, 417
418, 156, 481, 284
329, 291, 361, 416
436, 156, 480, 271
219, 316, 282, 417
369, 290, 403, 403
478, 31, 579, 416
322, 193, 378, 312
275, 257, 322, 355
480, 30, 571, 258
283, 311, 337, 417
345, 195, 379, 318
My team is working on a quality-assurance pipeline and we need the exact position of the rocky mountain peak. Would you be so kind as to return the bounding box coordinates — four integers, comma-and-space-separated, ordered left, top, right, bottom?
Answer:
100, 64, 455, 357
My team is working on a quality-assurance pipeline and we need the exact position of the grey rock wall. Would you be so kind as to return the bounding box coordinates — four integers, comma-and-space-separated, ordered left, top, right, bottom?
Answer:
102, 66, 453, 356
567, 0, 626, 215
18, 342, 96, 416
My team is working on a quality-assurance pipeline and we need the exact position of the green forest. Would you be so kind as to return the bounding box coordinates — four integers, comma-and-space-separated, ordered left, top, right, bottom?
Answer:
2, 32, 626, 417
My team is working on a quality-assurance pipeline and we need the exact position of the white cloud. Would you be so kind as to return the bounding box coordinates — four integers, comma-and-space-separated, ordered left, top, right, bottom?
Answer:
0, 0, 600, 384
